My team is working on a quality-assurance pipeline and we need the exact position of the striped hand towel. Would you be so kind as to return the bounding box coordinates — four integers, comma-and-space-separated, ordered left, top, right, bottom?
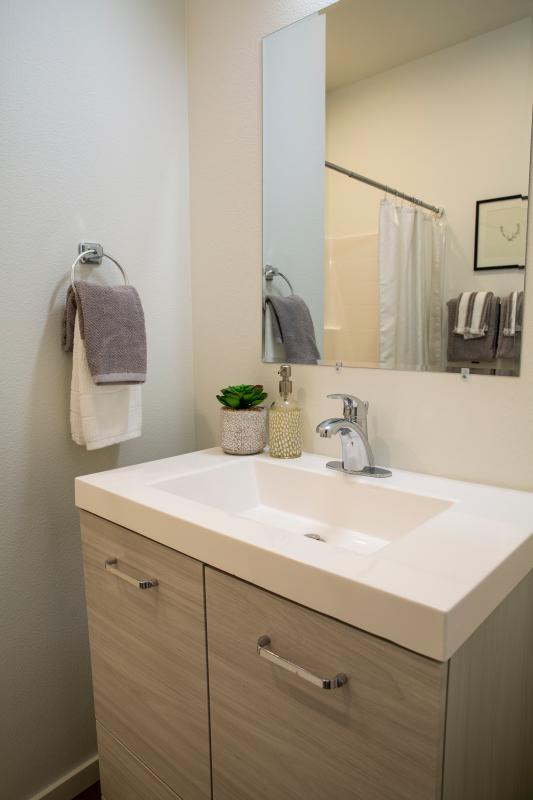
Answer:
453, 291, 494, 339
503, 290, 524, 337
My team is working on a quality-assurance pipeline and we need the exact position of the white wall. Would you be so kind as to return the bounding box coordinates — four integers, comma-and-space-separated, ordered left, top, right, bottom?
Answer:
0, 2, 193, 798
326, 19, 531, 300
263, 13, 325, 353
187, 0, 533, 492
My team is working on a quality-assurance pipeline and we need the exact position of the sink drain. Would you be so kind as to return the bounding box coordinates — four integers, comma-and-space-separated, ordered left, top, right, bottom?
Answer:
304, 533, 324, 542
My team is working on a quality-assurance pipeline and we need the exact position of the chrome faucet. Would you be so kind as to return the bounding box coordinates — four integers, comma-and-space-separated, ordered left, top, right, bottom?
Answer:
316, 394, 392, 478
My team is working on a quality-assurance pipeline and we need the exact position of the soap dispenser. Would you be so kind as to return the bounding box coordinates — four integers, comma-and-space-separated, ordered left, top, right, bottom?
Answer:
269, 364, 302, 458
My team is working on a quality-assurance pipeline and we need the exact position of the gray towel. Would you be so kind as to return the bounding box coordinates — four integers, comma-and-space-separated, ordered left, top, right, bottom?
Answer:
63, 285, 77, 353
63, 281, 147, 384
266, 295, 320, 364
447, 296, 499, 363
496, 292, 523, 360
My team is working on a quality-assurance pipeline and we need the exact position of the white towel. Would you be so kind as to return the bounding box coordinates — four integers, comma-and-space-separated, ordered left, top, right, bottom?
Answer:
70, 313, 142, 450
453, 292, 472, 335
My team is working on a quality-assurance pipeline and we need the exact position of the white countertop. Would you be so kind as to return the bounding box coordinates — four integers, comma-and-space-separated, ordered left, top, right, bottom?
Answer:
75, 448, 533, 661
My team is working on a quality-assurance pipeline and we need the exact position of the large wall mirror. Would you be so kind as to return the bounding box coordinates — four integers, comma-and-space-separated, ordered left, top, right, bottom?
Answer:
262, 0, 532, 376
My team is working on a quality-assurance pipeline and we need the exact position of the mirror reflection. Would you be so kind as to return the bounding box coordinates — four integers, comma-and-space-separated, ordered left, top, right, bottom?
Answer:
262, 0, 531, 376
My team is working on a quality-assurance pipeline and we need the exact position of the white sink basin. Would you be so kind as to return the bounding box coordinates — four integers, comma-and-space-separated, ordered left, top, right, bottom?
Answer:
154, 459, 452, 555
75, 447, 533, 661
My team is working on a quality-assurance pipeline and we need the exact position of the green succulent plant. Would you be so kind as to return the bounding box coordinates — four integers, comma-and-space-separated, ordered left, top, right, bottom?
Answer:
216, 384, 268, 409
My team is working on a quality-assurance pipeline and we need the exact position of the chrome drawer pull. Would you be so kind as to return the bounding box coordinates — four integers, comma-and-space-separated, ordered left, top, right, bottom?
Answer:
104, 558, 158, 590
257, 635, 348, 690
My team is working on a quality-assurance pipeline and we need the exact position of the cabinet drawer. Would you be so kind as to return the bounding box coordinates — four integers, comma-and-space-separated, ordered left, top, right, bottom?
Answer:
206, 567, 447, 800
97, 723, 181, 800
80, 512, 210, 800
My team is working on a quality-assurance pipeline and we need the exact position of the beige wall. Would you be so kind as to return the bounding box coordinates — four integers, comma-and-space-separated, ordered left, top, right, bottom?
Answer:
324, 234, 379, 364
187, 0, 533, 491
0, 2, 193, 798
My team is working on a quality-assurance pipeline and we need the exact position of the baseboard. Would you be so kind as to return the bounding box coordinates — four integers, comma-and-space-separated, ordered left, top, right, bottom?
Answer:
31, 755, 99, 800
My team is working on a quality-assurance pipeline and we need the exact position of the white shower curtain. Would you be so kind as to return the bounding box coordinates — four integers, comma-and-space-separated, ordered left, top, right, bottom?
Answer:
379, 200, 446, 370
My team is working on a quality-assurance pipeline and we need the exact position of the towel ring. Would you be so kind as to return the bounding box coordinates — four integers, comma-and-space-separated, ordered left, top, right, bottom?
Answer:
70, 242, 129, 292
264, 265, 294, 296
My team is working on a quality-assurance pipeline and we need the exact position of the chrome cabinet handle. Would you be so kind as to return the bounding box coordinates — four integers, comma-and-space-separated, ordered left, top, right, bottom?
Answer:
257, 636, 348, 690
104, 558, 158, 590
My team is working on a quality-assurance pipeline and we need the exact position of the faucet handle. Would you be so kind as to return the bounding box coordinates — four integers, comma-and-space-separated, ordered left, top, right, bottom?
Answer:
327, 393, 369, 433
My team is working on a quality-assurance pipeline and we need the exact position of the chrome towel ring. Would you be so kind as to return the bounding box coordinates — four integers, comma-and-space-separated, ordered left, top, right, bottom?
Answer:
264, 265, 294, 296
70, 242, 129, 291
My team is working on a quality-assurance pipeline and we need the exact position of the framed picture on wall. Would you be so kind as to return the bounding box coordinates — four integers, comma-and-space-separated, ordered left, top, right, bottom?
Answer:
474, 195, 528, 270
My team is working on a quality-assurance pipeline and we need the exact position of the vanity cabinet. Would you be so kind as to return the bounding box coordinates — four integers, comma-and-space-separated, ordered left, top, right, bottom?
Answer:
80, 511, 211, 800
80, 512, 532, 800
96, 723, 182, 800
205, 567, 446, 800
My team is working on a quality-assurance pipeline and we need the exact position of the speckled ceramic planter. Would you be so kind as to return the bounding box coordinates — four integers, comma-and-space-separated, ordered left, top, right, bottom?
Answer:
220, 407, 267, 455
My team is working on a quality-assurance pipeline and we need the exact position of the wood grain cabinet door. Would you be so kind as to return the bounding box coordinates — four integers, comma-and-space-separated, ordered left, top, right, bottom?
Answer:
205, 567, 447, 800
80, 511, 211, 800
97, 723, 182, 800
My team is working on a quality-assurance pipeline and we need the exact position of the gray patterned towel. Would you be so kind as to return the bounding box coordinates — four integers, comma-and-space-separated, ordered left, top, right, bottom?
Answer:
63, 281, 146, 384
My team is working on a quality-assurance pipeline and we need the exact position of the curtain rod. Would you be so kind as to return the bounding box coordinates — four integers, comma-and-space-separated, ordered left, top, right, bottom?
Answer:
325, 160, 444, 217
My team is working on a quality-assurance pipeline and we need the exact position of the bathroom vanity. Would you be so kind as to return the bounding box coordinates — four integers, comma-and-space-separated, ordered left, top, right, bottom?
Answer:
76, 449, 533, 800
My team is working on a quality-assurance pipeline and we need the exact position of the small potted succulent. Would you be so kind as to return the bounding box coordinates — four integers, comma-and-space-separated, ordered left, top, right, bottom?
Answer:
217, 384, 268, 455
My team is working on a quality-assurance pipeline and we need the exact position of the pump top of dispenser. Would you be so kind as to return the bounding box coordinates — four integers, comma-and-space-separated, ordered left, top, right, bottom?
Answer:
278, 364, 292, 400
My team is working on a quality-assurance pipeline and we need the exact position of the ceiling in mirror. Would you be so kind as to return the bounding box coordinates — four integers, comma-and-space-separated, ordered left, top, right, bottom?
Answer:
325, 0, 532, 90
262, 0, 532, 376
